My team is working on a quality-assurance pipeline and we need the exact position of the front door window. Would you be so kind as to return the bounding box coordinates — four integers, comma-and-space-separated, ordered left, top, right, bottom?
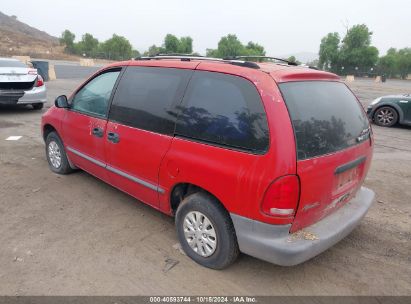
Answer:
71, 70, 120, 117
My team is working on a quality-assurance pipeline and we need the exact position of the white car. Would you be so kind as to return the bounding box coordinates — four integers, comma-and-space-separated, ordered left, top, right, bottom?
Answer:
0, 58, 46, 110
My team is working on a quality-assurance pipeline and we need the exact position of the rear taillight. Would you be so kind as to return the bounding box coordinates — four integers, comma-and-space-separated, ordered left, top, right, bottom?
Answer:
36, 75, 44, 87
261, 175, 300, 217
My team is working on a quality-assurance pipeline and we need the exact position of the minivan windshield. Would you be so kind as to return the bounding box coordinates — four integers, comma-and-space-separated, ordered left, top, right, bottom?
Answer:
279, 81, 369, 160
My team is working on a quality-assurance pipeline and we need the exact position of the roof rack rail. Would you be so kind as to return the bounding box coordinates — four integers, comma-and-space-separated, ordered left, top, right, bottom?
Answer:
136, 55, 222, 62
156, 53, 205, 57
134, 54, 260, 69
224, 56, 299, 66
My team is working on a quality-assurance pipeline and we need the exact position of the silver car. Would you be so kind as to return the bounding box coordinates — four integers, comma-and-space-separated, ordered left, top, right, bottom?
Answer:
0, 58, 47, 110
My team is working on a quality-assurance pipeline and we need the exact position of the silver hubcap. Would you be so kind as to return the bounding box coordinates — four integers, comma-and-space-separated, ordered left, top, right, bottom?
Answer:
183, 211, 217, 257
48, 141, 62, 168
376, 109, 395, 125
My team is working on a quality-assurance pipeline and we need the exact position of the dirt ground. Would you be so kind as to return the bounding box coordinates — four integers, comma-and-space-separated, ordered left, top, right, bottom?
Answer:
0, 77, 410, 296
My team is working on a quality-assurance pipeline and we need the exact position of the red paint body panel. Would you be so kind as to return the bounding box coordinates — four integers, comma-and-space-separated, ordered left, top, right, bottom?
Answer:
41, 59, 373, 233
105, 122, 173, 208
159, 62, 297, 224
41, 107, 63, 137
62, 111, 109, 181
291, 140, 373, 232
257, 63, 340, 83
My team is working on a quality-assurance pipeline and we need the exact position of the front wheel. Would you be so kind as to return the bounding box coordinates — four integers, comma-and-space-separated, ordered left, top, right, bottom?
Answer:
175, 192, 239, 269
45, 132, 73, 174
373, 106, 398, 127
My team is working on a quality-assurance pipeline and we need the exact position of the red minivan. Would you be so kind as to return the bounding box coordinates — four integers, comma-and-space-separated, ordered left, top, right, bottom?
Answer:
41, 56, 375, 269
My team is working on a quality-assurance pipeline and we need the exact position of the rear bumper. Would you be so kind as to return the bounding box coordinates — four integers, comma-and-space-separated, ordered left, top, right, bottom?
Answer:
0, 85, 46, 105
17, 85, 47, 104
231, 186, 375, 266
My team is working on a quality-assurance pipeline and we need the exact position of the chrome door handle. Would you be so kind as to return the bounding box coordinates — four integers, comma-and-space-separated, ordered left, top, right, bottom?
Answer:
92, 127, 104, 138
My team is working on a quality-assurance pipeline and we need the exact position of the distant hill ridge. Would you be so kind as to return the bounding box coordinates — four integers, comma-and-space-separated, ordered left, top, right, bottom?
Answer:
0, 11, 78, 59
0, 11, 58, 43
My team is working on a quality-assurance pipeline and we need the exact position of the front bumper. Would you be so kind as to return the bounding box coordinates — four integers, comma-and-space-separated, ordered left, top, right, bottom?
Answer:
0, 85, 46, 105
230, 186, 375, 266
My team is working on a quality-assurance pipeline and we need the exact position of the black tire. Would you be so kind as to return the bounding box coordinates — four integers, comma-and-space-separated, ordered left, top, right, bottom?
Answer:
32, 103, 44, 110
45, 131, 73, 174
175, 192, 239, 269
373, 106, 398, 127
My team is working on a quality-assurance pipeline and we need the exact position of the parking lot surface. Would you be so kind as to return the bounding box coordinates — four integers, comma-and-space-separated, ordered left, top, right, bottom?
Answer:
0, 77, 410, 295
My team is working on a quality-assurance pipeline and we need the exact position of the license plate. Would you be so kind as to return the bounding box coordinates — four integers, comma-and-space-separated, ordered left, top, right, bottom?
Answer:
7, 75, 21, 81
337, 167, 358, 188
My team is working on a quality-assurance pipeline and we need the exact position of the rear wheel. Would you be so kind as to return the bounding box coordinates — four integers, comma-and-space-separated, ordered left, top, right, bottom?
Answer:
373, 106, 398, 127
175, 192, 239, 269
32, 103, 44, 110
45, 132, 73, 174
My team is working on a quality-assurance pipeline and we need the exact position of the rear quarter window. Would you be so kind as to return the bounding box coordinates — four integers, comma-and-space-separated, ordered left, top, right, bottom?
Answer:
175, 71, 269, 153
279, 81, 369, 160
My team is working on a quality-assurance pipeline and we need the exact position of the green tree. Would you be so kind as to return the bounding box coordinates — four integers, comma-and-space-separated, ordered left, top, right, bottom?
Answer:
59, 30, 76, 53
318, 32, 340, 72
215, 34, 244, 58
179, 36, 193, 53
143, 44, 164, 56
164, 34, 180, 53
307, 59, 320, 68
318, 25, 380, 74
132, 49, 141, 58
244, 41, 265, 56
287, 56, 301, 65
397, 48, 411, 79
206, 48, 220, 57
378, 48, 398, 78
287, 56, 296, 63
207, 35, 266, 59
162, 34, 193, 54
381, 48, 411, 79
101, 34, 133, 60
342, 24, 372, 49
76, 33, 99, 56
339, 24, 379, 72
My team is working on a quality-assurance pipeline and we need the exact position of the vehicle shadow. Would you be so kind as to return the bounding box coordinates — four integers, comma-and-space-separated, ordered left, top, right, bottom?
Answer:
371, 122, 411, 131
67, 169, 346, 274
396, 124, 411, 130
0, 104, 43, 114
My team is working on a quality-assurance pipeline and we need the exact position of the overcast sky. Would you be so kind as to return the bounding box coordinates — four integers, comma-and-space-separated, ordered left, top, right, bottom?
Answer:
2, 0, 410, 57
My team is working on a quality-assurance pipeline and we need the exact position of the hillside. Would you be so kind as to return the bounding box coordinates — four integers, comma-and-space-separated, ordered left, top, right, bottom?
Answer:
0, 11, 76, 59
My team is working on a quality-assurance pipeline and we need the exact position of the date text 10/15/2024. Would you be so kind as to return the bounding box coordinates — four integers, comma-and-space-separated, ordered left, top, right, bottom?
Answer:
149, 296, 257, 303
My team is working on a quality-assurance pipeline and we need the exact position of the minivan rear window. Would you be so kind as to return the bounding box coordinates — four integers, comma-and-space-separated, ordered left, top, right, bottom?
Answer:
279, 81, 369, 160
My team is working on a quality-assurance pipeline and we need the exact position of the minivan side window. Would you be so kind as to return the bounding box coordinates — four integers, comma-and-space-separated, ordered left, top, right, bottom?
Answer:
71, 70, 120, 117
175, 71, 269, 153
109, 66, 192, 135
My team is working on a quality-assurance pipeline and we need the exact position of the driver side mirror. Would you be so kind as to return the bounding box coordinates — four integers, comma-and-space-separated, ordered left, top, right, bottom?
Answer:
55, 95, 69, 108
